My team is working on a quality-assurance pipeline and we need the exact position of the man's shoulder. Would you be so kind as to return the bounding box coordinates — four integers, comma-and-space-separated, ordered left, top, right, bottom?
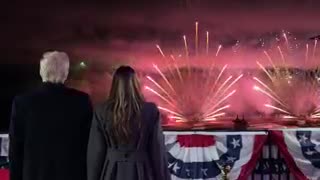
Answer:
14, 87, 90, 107
13, 90, 39, 104
65, 87, 90, 99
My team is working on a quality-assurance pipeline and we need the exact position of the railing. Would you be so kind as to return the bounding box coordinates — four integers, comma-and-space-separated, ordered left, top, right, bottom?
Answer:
248, 136, 294, 180
0, 133, 297, 179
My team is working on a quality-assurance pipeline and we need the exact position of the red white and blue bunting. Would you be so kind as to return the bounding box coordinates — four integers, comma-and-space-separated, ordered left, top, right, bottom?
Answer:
164, 131, 268, 180
271, 128, 320, 180
2, 128, 320, 179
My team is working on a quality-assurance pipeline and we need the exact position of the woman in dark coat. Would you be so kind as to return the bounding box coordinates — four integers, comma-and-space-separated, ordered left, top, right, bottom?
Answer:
87, 66, 171, 180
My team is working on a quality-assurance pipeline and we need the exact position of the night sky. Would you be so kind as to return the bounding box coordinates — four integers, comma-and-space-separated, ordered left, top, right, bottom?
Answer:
1, 0, 320, 131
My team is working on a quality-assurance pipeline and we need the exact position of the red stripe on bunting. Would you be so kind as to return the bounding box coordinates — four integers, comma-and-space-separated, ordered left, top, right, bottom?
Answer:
238, 135, 268, 180
0, 169, 9, 180
270, 130, 307, 180
177, 134, 215, 147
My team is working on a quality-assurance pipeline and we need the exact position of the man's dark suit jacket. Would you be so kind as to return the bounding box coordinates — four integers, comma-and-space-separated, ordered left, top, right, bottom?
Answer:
9, 82, 93, 180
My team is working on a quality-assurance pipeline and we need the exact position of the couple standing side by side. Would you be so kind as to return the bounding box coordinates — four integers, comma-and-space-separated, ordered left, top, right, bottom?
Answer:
9, 51, 171, 180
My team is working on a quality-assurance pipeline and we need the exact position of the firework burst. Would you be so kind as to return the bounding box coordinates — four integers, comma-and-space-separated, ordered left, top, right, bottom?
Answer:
253, 36, 320, 120
144, 22, 242, 123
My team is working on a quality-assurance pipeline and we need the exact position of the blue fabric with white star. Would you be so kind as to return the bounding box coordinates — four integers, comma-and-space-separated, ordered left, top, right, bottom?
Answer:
296, 131, 320, 168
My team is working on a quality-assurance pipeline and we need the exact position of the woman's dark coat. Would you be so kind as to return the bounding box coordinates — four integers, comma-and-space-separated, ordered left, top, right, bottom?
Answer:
87, 102, 171, 180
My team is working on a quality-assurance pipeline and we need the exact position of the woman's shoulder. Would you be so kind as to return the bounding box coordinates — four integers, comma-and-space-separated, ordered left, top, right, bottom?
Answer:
143, 101, 159, 112
142, 101, 160, 124
93, 101, 112, 121
94, 101, 109, 112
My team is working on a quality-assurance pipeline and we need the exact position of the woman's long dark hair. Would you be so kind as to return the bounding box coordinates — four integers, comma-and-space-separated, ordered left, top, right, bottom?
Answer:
107, 66, 144, 143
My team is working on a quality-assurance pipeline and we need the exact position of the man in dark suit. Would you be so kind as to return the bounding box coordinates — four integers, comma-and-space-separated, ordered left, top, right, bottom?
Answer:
9, 51, 93, 180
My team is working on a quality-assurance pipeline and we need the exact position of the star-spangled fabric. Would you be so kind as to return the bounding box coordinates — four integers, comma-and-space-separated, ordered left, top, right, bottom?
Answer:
164, 131, 267, 180
0, 134, 9, 170
271, 128, 320, 180
0, 134, 9, 157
